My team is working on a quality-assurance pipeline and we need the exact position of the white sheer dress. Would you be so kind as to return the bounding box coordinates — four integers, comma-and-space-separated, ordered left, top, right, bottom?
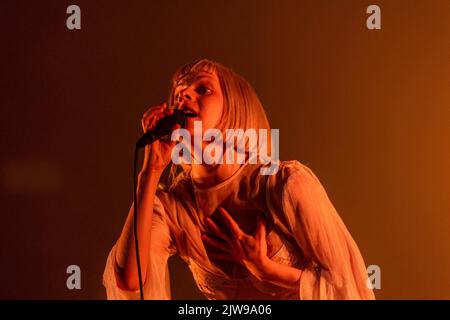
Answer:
103, 160, 375, 300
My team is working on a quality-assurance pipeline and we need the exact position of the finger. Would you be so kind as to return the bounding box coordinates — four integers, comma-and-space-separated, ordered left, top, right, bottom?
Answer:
204, 217, 232, 243
218, 207, 244, 239
201, 234, 231, 253
143, 104, 166, 119
142, 117, 154, 133
142, 110, 164, 130
256, 215, 266, 241
164, 108, 175, 115
145, 113, 164, 131
149, 111, 165, 122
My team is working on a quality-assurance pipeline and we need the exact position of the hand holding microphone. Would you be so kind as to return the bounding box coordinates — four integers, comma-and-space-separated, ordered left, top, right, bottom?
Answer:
132, 102, 196, 300
138, 103, 195, 173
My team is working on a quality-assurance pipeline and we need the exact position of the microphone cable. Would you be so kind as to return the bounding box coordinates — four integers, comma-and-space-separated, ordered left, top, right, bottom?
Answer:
133, 145, 145, 300
132, 109, 196, 300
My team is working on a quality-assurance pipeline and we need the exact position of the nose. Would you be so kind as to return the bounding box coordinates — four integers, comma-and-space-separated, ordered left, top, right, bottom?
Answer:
177, 90, 192, 104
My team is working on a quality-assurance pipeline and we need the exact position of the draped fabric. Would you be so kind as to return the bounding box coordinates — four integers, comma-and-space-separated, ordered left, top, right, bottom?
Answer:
103, 160, 375, 300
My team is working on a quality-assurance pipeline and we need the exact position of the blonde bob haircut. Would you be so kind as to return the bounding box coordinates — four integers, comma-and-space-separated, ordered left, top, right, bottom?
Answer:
164, 58, 273, 189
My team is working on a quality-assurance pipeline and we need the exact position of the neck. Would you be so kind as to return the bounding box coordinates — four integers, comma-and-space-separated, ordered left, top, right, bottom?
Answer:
191, 162, 243, 189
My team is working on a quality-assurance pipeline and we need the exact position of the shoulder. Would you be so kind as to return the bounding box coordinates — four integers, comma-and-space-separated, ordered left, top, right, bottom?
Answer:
266, 160, 329, 213
268, 160, 320, 190
264, 160, 313, 204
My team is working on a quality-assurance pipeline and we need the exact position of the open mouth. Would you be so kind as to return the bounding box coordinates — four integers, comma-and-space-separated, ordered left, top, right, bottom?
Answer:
184, 111, 198, 118
182, 108, 198, 118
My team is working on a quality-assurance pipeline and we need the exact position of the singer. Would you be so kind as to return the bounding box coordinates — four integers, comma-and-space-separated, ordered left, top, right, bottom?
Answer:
103, 59, 375, 300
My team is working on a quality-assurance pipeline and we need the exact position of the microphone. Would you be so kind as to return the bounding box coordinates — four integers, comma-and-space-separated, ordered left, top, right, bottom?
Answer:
136, 109, 197, 148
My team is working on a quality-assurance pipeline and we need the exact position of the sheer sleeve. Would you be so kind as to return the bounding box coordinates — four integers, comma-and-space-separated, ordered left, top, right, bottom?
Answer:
102, 195, 176, 300
279, 162, 375, 300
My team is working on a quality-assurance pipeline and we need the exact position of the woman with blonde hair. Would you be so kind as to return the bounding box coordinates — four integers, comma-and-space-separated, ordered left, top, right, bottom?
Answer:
103, 59, 375, 300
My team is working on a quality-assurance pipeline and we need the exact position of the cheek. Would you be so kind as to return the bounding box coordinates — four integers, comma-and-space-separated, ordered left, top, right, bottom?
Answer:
216, 96, 224, 119
201, 96, 224, 129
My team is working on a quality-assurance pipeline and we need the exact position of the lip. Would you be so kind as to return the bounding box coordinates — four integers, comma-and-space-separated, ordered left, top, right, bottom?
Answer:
181, 106, 199, 117
186, 113, 199, 122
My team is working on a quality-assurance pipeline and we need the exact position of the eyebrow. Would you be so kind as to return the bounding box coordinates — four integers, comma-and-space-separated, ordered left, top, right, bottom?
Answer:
174, 75, 214, 95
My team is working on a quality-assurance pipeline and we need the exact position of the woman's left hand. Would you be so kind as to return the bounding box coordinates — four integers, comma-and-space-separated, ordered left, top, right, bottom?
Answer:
201, 207, 270, 280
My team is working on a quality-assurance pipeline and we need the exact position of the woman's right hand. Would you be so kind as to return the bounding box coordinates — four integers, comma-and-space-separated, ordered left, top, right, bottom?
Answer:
140, 103, 180, 173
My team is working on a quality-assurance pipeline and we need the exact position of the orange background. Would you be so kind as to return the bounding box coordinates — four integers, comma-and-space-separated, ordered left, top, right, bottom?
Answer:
0, 0, 449, 299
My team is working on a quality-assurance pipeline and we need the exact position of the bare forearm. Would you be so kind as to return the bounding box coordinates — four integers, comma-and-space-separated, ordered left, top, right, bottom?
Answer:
115, 169, 163, 290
